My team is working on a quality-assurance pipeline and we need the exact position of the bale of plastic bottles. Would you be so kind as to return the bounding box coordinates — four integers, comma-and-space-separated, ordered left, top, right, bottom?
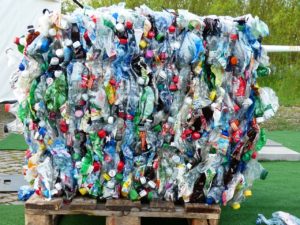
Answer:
13, 4, 279, 208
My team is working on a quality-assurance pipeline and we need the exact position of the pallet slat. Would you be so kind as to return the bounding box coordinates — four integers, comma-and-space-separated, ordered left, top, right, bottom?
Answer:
25, 194, 63, 211
25, 195, 220, 225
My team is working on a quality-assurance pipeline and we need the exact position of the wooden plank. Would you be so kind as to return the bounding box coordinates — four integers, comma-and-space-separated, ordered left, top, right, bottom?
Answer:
67, 197, 97, 210
149, 199, 175, 212
106, 199, 141, 211
106, 216, 141, 225
190, 219, 208, 225
25, 208, 219, 219
25, 194, 63, 211
185, 203, 221, 214
208, 219, 219, 225
25, 213, 53, 225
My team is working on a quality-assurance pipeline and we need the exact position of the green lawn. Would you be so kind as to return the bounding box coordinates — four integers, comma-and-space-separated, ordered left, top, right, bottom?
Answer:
267, 131, 300, 153
0, 134, 27, 150
1, 162, 299, 225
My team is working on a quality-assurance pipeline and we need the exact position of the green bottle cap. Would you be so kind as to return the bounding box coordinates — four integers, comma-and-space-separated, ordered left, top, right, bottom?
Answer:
115, 173, 123, 182
260, 169, 268, 180
129, 189, 139, 201
155, 33, 165, 42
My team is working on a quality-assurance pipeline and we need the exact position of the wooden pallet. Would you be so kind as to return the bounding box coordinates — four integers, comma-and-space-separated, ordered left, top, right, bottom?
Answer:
25, 194, 221, 225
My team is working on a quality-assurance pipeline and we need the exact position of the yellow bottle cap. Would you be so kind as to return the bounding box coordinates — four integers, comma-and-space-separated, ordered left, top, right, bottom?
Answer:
79, 187, 88, 196
103, 173, 111, 181
139, 40, 147, 49
244, 189, 252, 197
209, 90, 217, 101
232, 202, 240, 210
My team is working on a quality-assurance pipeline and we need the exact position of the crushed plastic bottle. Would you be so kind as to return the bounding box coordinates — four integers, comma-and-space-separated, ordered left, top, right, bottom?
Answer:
8, 4, 279, 207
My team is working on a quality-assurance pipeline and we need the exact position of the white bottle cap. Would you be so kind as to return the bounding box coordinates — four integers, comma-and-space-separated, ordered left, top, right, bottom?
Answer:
115, 23, 125, 33
55, 49, 64, 58
48, 28, 57, 36
108, 116, 114, 124
108, 169, 116, 177
50, 57, 59, 65
73, 41, 81, 49
64, 39, 73, 47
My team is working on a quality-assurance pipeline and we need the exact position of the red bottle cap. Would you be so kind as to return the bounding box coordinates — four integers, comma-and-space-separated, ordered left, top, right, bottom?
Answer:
192, 132, 201, 140
126, 21, 133, 30
251, 151, 258, 159
230, 33, 238, 40
119, 38, 128, 45
172, 75, 179, 84
117, 161, 125, 172
169, 83, 178, 91
109, 78, 117, 86
159, 52, 167, 60
147, 31, 155, 39
93, 162, 101, 172
97, 129, 106, 138
59, 120, 68, 133
168, 25, 176, 33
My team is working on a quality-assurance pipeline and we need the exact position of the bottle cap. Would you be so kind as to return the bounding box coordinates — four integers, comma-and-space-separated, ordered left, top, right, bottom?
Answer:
108, 169, 116, 177
115, 173, 123, 182
65, 39, 73, 46
103, 173, 111, 181
108, 116, 114, 124
231, 202, 240, 210
48, 28, 57, 37
244, 189, 252, 197
55, 49, 64, 58
50, 57, 59, 65
79, 187, 88, 195
73, 41, 81, 49
115, 23, 125, 33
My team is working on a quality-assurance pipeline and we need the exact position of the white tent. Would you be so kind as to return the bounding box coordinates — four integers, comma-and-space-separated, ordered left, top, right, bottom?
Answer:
0, 0, 61, 103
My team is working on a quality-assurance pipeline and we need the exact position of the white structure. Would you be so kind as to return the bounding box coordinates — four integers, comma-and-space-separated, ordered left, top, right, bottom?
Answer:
0, 0, 60, 103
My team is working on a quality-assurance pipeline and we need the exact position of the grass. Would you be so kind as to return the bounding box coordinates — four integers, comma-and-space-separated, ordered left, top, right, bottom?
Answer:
266, 131, 300, 153
0, 134, 27, 150
1, 162, 299, 225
